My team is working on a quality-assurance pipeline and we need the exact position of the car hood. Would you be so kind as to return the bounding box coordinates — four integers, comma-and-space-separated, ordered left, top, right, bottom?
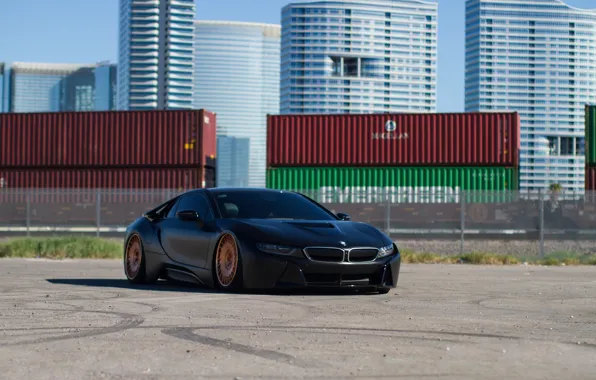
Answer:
219, 218, 392, 248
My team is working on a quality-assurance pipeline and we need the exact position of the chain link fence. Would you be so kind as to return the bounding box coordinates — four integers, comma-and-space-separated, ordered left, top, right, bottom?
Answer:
0, 188, 595, 257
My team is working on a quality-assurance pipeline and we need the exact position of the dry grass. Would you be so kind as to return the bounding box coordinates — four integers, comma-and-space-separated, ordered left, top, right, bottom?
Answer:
0, 237, 594, 266
400, 249, 595, 266
0, 237, 121, 259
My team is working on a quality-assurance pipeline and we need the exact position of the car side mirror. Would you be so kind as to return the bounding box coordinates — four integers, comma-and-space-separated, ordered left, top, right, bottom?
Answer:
337, 213, 351, 221
176, 210, 200, 221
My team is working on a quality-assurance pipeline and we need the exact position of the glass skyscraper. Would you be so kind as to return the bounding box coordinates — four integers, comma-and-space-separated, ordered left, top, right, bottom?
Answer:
117, 0, 195, 111
280, 0, 438, 114
58, 63, 117, 112
94, 62, 118, 111
465, 0, 596, 194
6, 62, 117, 113
193, 20, 281, 188
216, 136, 251, 188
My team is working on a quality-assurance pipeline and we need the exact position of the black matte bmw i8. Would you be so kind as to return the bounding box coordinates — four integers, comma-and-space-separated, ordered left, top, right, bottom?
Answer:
123, 188, 401, 294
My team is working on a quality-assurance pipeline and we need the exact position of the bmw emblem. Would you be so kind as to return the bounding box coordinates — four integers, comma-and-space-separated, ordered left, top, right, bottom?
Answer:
385, 120, 396, 132
339, 241, 347, 247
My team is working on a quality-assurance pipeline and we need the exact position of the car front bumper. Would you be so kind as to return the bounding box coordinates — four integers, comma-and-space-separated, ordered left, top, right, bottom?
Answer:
238, 244, 401, 291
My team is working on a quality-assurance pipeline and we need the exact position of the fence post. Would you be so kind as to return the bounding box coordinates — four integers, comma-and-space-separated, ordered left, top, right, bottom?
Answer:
96, 189, 101, 238
385, 188, 391, 235
539, 189, 545, 257
460, 190, 465, 255
26, 190, 31, 237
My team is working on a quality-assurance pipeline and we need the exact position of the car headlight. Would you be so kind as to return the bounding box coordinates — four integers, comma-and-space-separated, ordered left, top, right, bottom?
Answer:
256, 243, 297, 255
377, 244, 396, 258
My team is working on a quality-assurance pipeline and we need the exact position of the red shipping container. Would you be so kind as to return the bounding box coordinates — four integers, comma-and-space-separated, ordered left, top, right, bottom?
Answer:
0, 167, 214, 203
587, 167, 596, 190
267, 112, 520, 167
0, 109, 217, 168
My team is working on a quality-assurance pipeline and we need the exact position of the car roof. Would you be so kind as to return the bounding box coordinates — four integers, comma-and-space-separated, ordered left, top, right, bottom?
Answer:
205, 187, 295, 195
180, 187, 297, 196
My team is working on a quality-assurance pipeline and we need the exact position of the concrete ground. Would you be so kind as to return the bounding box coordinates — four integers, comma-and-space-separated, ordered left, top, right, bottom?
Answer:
0, 259, 595, 380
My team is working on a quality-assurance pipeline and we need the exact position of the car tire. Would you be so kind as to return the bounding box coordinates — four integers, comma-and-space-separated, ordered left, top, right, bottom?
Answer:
213, 233, 243, 291
124, 234, 157, 285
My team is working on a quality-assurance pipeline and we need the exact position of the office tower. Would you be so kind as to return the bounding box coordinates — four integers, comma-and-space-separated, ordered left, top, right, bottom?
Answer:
94, 62, 118, 111
59, 62, 117, 111
118, 0, 195, 110
216, 136, 251, 188
280, 0, 438, 114
194, 21, 281, 188
465, 0, 596, 194
6, 62, 117, 113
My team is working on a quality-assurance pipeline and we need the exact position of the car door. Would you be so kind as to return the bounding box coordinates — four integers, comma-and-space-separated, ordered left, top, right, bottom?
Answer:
159, 191, 216, 268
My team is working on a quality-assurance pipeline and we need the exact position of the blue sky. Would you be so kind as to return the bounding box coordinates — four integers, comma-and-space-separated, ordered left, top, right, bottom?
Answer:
0, 0, 594, 112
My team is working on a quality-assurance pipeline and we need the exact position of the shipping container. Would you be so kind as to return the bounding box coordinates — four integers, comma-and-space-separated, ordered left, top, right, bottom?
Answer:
586, 106, 596, 166
586, 167, 596, 190
267, 112, 520, 167
0, 167, 214, 203
266, 166, 519, 203
0, 109, 217, 168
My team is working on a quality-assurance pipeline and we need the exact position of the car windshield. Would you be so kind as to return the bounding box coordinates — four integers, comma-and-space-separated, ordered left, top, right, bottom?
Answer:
211, 190, 337, 221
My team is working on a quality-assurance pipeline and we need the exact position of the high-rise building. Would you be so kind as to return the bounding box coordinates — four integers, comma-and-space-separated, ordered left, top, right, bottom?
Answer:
193, 20, 281, 188
216, 136, 251, 188
280, 0, 438, 114
465, 0, 596, 194
59, 63, 117, 111
117, 0, 195, 111
6, 62, 117, 113
94, 62, 118, 111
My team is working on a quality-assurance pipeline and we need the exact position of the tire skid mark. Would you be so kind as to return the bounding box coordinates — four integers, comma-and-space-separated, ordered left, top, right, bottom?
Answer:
44, 291, 125, 302
88, 371, 466, 380
0, 330, 92, 339
0, 326, 99, 333
467, 297, 554, 315
123, 294, 237, 305
0, 291, 125, 303
0, 310, 144, 347
161, 327, 317, 368
175, 325, 466, 345
4, 322, 593, 352
469, 297, 596, 324
2, 323, 462, 345
0, 287, 18, 294
127, 301, 161, 313
169, 324, 596, 352
234, 297, 323, 325
1, 301, 86, 319
0, 296, 164, 346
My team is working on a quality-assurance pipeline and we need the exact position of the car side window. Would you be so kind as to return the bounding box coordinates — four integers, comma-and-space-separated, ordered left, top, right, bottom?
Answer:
176, 193, 214, 222
166, 198, 179, 219
196, 194, 215, 222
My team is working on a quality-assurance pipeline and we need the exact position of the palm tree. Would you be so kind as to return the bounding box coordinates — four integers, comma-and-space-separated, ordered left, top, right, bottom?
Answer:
549, 182, 563, 195
548, 182, 563, 207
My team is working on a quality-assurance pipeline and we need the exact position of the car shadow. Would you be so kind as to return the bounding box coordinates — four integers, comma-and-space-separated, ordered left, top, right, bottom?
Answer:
46, 278, 219, 293
45, 278, 385, 296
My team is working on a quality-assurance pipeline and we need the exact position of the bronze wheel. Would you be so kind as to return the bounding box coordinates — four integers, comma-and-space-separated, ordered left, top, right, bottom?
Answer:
215, 234, 239, 288
125, 235, 143, 280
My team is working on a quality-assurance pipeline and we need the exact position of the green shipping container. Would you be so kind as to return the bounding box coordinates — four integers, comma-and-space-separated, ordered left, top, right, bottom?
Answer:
266, 166, 519, 203
586, 105, 596, 166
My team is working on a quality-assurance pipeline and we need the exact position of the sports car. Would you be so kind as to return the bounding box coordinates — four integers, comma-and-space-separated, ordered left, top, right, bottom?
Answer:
123, 188, 401, 293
